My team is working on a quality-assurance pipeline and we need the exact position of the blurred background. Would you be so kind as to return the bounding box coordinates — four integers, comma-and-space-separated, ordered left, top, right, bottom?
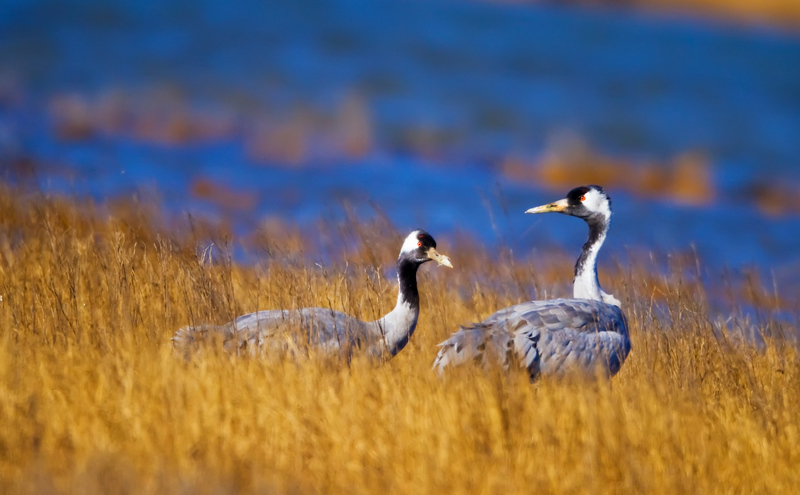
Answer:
1, 0, 799, 292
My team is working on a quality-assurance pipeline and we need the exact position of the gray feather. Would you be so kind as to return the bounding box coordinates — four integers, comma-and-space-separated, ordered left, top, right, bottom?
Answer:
433, 298, 630, 380
174, 308, 374, 360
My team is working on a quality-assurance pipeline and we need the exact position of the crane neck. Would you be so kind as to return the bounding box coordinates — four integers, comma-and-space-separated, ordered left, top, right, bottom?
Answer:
573, 215, 609, 302
368, 257, 421, 357
395, 257, 420, 309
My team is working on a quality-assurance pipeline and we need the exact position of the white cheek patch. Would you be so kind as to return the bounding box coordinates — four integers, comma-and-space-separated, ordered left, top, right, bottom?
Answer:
584, 189, 610, 217
400, 231, 422, 254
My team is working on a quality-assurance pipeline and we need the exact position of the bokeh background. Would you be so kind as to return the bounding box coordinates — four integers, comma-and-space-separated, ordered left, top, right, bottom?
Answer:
1, 0, 799, 296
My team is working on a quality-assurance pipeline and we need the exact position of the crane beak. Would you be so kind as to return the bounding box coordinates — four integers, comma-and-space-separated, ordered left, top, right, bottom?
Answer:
525, 197, 569, 214
427, 247, 453, 268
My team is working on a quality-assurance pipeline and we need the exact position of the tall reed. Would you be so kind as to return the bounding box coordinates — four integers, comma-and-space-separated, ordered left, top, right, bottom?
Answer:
0, 184, 797, 494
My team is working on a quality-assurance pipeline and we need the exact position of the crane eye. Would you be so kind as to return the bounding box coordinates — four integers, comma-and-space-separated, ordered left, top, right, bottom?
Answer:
417, 241, 422, 247
580, 195, 586, 202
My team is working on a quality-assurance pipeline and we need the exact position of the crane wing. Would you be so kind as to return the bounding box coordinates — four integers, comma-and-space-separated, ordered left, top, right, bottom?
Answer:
173, 308, 369, 357
433, 299, 629, 379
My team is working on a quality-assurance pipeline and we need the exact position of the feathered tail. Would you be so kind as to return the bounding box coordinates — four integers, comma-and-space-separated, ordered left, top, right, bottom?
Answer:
433, 322, 541, 378
432, 324, 512, 374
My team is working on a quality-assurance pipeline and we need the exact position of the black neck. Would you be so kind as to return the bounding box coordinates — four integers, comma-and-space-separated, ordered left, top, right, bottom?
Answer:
574, 215, 609, 277
396, 258, 421, 308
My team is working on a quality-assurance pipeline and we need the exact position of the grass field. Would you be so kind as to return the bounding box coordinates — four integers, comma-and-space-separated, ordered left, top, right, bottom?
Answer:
0, 182, 798, 494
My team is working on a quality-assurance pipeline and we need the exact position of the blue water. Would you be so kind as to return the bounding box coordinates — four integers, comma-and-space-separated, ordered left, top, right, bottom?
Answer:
1, 0, 800, 299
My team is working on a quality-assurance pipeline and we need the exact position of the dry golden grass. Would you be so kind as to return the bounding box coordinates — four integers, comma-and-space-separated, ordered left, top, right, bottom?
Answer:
0, 183, 798, 494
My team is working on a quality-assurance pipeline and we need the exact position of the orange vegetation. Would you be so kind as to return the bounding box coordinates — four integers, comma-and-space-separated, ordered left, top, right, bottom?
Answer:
47, 87, 374, 163
633, 0, 800, 28
245, 94, 373, 165
50, 90, 237, 146
501, 0, 800, 29
190, 178, 259, 212
745, 180, 800, 217
501, 134, 716, 206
